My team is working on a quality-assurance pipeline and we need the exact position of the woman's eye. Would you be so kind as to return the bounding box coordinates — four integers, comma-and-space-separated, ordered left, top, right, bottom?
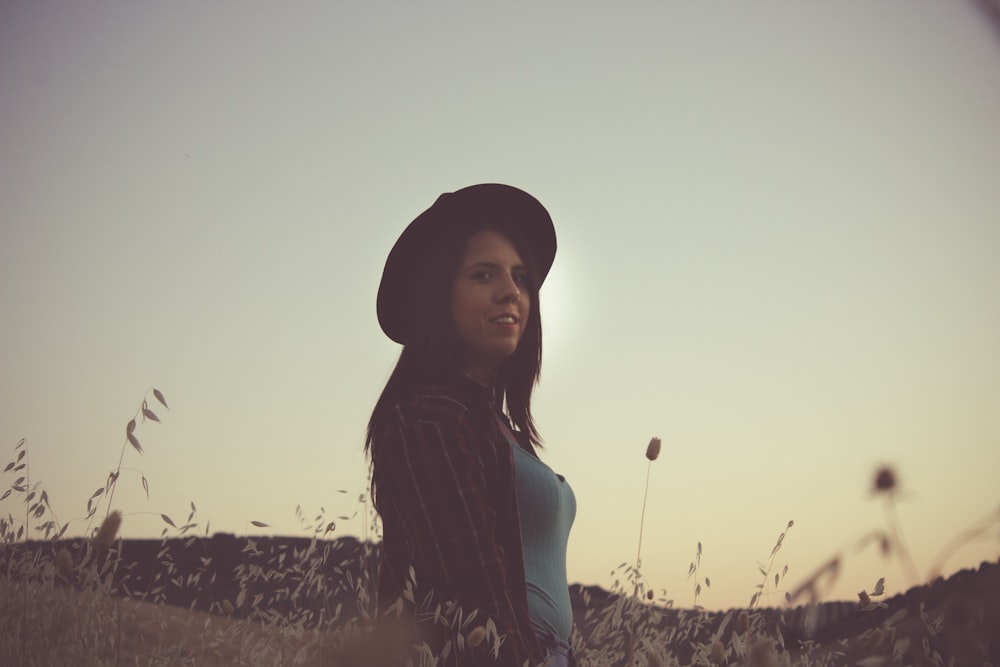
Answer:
469, 269, 527, 286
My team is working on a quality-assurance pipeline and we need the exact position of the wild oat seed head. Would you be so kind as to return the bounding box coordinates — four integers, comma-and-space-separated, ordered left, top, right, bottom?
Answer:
222, 599, 235, 616
467, 626, 487, 648
56, 547, 74, 581
708, 641, 725, 664
94, 510, 122, 551
737, 610, 750, 634
645, 437, 662, 461
872, 465, 897, 494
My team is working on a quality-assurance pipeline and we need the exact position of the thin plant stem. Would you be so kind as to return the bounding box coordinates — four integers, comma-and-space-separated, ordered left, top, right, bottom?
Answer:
928, 503, 1000, 579
20, 444, 29, 667
635, 461, 652, 577
101, 403, 144, 527
883, 498, 919, 586
115, 595, 122, 667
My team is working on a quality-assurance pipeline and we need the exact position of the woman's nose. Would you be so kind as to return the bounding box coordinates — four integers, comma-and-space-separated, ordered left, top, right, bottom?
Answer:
497, 273, 521, 302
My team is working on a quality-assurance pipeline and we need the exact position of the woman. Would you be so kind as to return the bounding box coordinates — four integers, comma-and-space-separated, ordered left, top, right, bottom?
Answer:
366, 184, 577, 666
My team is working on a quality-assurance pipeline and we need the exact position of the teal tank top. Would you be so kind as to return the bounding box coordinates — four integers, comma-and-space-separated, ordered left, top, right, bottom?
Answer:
510, 438, 577, 641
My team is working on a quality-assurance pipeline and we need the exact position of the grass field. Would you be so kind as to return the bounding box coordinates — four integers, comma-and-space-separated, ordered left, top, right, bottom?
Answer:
2, 390, 997, 665
2, 548, 997, 666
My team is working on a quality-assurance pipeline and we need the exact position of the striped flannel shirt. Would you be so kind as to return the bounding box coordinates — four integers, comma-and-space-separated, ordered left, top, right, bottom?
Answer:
372, 375, 545, 666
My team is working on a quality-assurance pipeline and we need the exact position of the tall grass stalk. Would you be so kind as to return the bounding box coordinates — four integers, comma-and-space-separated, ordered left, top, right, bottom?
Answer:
20, 439, 29, 667
872, 465, 919, 586
634, 436, 661, 593
90, 388, 168, 536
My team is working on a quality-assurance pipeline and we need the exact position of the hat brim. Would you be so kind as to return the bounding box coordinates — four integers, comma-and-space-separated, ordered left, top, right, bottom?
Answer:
377, 183, 556, 345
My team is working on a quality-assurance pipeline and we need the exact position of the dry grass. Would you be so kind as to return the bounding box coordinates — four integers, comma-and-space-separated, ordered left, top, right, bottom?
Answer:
1, 576, 416, 666
5, 566, 997, 666
2, 391, 998, 666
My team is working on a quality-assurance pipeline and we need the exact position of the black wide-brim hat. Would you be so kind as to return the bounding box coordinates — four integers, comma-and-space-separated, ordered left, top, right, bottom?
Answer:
377, 183, 557, 345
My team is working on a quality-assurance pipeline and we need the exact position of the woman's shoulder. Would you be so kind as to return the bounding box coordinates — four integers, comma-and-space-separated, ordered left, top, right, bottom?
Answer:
373, 378, 502, 468
391, 378, 488, 426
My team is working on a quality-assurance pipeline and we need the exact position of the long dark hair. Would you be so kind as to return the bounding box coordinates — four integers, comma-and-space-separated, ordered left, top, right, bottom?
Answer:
365, 222, 544, 507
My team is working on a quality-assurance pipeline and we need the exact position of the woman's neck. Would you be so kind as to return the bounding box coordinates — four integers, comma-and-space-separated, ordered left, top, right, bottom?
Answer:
461, 360, 497, 386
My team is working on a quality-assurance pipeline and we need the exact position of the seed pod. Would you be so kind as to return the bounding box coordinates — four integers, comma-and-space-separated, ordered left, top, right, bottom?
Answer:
646, 437, 662, 461
93, 511, 122, 551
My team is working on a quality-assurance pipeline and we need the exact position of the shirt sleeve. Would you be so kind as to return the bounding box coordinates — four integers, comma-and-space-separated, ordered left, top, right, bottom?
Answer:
374, 393, 542, 666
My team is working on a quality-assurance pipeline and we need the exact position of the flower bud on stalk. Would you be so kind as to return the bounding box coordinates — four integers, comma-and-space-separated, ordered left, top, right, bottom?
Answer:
646, 437, 662, 461
635, 436, 662, 591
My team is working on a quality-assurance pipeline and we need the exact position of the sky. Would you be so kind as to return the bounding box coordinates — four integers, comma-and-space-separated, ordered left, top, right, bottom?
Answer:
1, 0, 999, 612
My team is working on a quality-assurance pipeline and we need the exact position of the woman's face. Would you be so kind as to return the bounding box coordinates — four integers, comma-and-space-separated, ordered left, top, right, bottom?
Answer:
450, 229, 531, 383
